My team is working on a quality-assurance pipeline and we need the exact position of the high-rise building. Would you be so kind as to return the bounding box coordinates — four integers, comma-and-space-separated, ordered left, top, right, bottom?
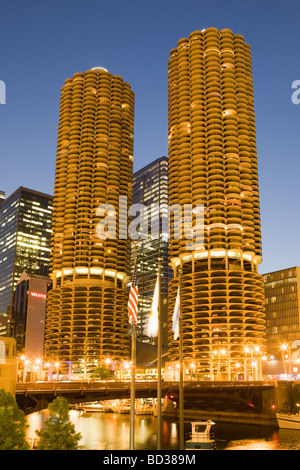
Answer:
44, 68, 135, 374
0, 191, 5, 210
167, 28, 266, 380
0, 187, 53, 336
132, 156, 173, 346
264, 267, 300, 356
14, 272, 52, 357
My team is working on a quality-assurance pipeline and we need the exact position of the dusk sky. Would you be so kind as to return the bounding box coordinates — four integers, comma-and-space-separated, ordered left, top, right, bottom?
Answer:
1, 0, 299, 275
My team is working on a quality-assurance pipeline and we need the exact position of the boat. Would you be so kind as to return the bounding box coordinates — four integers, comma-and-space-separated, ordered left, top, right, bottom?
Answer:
80, 402, 112, 412
135, 404, 153, 415
119, 403, 131, 414
276, 413, 300, 430
185, 420, 216, 450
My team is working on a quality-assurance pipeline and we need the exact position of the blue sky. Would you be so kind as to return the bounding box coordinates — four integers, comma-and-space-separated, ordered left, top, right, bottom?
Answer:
0, 0, 299, 274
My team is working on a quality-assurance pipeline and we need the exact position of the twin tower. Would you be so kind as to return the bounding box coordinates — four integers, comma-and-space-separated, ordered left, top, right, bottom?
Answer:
44, 28, 265, 379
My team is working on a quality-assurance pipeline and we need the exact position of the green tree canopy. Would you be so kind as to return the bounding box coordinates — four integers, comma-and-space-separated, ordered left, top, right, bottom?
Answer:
90, 366, 114, 380
0, 388, 30, 450
36, 396, 81, 450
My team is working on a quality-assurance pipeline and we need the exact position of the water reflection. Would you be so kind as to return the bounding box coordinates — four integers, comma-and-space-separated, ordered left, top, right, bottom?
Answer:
26, 410, 300, 450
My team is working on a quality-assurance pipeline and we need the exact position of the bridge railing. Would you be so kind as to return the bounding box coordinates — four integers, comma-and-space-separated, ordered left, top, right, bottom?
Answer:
15, 379, 274, 395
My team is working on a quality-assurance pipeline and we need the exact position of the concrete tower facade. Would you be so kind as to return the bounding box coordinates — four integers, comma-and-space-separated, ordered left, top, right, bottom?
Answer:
168, 28, 266, 380
44, 68, 134, 374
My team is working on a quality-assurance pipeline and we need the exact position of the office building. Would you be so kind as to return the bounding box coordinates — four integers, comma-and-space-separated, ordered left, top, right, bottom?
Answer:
0, 187, 53, 335
167, 28, 266, 379
13, 272, 52, 357
44, 68, 135, 374
132, 156, 173, 346
264, 267, 300, 357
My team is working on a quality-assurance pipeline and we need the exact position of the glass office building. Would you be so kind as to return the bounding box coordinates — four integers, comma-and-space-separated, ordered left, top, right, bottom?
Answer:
0, 187, 53, 335
264, 267, 300, 356
132, 156, 173, 346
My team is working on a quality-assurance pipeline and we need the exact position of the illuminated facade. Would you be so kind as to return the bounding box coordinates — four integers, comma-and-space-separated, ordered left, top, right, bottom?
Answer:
44, 68, 135, 373
0, 187, 53, 336
14, 272, 52, 357
264, 267, 300, 356
132, 156, 173, 346
168, 28, 266, 379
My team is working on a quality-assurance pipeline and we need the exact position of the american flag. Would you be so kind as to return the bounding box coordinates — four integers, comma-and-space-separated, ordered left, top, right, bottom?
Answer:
127, 256, 138, 325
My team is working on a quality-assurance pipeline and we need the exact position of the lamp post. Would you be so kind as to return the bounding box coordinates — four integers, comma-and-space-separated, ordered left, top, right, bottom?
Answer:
244, 345, 262, 381
190, 362, 195, 381
280, 344, 291, 378
55, 362, 60, 381
34, 358, 42, 381
213, 349, 226, 381
17, 355, 26, 382
234, 362, 241, 381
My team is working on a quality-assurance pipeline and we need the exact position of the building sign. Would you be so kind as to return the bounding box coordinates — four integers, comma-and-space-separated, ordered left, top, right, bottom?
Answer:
30, 291, 47, 299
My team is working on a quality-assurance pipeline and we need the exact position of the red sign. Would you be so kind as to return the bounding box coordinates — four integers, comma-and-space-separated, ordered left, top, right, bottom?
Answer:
30, 292, 47, 299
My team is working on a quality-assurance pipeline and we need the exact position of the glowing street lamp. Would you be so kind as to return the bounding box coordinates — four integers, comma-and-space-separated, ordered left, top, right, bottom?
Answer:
213, 349, 227, 381
280, 343, 291, 377
55, 362, 60, 381
190, 362, 195, 380
244, 345, 263, 381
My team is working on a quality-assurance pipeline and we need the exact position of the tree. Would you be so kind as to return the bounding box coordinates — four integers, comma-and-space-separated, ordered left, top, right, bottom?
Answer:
90, 366, 114, 380
36, 396, 81, 450
0, 388, 30, 450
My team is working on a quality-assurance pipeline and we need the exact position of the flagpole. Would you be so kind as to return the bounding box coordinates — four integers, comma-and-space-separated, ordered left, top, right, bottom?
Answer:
130, 322, 136, 450
129, 243, 138, 451
179, 266, 184, 450
157, 257, 162, 450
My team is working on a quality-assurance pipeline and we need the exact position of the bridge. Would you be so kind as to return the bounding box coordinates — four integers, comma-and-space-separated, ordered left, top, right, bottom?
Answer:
15, 380, 275, 415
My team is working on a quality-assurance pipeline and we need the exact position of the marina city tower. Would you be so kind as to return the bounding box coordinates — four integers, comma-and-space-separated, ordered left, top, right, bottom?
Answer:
44, 68, 134, 375
168, 28, 266, 380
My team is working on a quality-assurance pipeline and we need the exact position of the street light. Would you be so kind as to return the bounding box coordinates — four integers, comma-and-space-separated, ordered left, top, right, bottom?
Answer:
213, 349, 227, 381
280, 343, 291, 377
55, 362, 60, 381
244, 345, 263, 381
190, 362, 195, 380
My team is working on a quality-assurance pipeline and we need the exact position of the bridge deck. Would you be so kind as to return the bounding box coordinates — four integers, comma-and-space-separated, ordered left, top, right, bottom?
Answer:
16, 379, 274, 395
15, 380, 275, 415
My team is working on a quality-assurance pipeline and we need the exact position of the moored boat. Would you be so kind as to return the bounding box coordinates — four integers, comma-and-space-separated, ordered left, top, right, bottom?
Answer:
185, 420, 216, 450
119, 403, 131, 414
276, 413, 300, 430
80, 402, 112, 412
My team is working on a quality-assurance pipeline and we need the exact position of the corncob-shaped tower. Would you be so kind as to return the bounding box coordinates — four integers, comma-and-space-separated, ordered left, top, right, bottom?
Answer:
44, 68, 134, 374
168, 28, 266, 380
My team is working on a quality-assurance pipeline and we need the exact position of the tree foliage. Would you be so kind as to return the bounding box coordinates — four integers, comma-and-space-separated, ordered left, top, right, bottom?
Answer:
90, 366, 114, 380
36, 396, 81, 450
0, 388, 30, 450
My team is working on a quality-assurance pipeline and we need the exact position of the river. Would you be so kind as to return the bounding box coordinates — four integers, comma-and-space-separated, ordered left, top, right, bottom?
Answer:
26, 409, 300, 450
